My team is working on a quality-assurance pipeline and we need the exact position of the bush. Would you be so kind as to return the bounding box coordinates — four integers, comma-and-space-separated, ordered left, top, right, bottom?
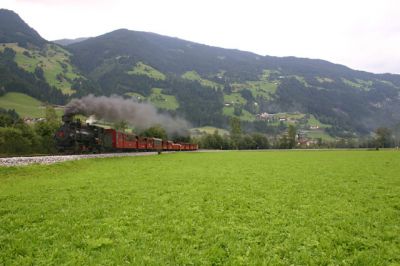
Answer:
34, 121, 58, 153
198, 131, 270, 150
0, 127, 32, 155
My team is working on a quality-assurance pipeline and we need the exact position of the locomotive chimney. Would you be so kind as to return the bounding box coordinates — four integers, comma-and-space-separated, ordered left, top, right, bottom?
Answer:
62, 114, 73, 123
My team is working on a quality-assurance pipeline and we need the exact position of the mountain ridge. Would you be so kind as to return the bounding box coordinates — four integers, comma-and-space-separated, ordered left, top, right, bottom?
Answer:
53, 37, 90, 46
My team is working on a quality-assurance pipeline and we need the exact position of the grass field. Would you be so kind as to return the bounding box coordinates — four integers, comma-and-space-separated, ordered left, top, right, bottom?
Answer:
1, 151, 399, 264
0, 92, 63, 118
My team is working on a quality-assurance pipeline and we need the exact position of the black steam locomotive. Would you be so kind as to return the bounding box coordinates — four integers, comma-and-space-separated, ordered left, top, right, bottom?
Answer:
54, 115, 106, 153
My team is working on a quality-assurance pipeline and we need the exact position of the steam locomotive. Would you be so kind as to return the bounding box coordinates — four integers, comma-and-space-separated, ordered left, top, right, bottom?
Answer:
54, 115, 198, 153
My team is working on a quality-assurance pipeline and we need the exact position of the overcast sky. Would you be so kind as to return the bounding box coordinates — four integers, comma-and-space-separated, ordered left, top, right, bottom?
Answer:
2, 0, 399, 74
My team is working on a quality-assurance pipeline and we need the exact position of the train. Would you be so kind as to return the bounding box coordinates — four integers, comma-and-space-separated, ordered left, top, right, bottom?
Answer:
54, 115, 198, 153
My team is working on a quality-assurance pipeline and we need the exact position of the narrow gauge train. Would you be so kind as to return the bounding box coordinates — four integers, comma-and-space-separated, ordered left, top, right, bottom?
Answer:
54, 115, 198, 153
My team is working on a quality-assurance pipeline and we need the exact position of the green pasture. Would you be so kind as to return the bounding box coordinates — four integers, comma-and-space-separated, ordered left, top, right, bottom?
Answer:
126, 89, 179, 110
341, 78, 372, 91
0, 92, 63, 118
307, 114, 331, 129
182, 71, 222, 89
148, 88, 179, 110
305, 130, 335, 141
0, 151, 399, 265
223, 92, 247, 105
127, 62, 166, 80
0, 92, 43, 118
223, 106, 255, 121
292, 75, 309, 87
231, 80, 277, 100
316, 76, 334, 83
190, 126, 230, 136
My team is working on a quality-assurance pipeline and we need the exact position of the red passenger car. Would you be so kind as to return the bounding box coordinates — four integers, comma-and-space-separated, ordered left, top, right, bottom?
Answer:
103, 129, 123, 149
123, 134, 137, 149
102, 129, 138, 151
171, 143, 181, 151
145, 137, 154, 150
167, 141, 173, 150
153, 138, 162, 151
162, 140, 168, 150
137, 137, 147, 150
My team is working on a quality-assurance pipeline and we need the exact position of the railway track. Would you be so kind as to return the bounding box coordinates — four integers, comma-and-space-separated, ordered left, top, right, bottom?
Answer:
0, 152, 166, 167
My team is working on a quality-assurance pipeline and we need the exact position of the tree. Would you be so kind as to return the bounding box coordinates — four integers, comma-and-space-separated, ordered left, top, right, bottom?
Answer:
279, 134, 289, 149
229, 117, 241, 136
34, 66, 44, 80
287, 125, 297, 149
393, 123, 400, 148
375, 127, 393, 148
45, 105, 58, 123
0, 127, 31, 154
172, 134, 191, 143
0, 108, 21, 127
141, 125, 167, 139
238, 135, 257, 149
224, 83, 232, 94
34, 121, 57, 153
233, 104, 243, 116
113, 120, 128, 131
251, 133, 269, 149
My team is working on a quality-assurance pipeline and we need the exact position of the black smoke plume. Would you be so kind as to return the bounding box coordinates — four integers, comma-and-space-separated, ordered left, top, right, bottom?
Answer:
64, 95, 190, 135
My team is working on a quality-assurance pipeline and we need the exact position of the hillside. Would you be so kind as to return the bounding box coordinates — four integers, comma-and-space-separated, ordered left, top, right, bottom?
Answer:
0, 9, 46, 48
1, 9, 400, 138
67, 29, 400, 135
0, 9, 94, 105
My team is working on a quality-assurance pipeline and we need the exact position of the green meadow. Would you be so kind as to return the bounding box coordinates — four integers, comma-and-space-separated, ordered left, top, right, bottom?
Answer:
0, 92, 44, 118
0, 92, 64, 118
0, 151, 399, 264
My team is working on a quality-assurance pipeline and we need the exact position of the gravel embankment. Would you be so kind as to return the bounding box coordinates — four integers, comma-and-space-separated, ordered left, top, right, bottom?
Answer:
0, 152, 162, 167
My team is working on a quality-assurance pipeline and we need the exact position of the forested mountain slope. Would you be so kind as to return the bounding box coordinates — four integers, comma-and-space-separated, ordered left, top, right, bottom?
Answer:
68, 29, 400, 135
1, 9, 400, 137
